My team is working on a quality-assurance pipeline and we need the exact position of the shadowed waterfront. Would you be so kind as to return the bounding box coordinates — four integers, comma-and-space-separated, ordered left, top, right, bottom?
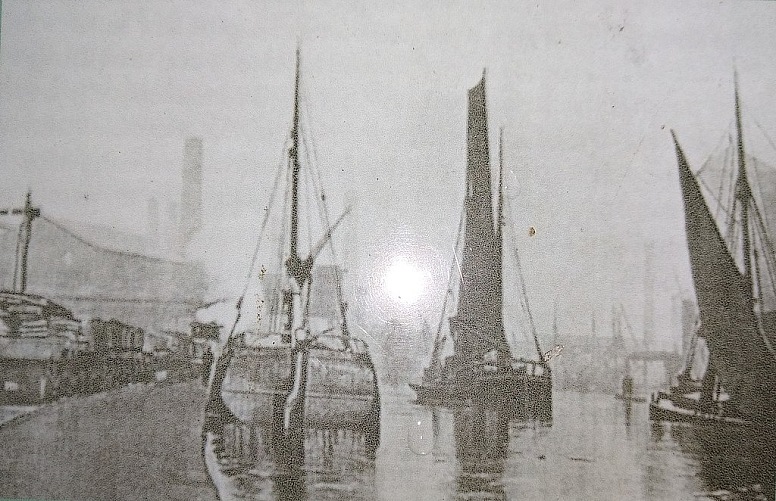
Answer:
204, 388, 776, 501
0, 381, 217, 501
0, 384, 772, 500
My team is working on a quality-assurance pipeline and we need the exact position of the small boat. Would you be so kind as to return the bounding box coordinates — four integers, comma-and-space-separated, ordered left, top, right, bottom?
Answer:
206, 50, 380, 451
409, 71, 551, 419
651, 73, 776, 429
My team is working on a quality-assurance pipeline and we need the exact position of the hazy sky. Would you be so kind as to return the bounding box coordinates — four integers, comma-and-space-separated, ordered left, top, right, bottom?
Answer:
2, 0, 776, 351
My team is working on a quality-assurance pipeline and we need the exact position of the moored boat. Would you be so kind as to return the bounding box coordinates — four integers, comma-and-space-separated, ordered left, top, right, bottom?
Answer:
206, 50, 380, 452
650, 73, 776, 430
409, 71, 552, 419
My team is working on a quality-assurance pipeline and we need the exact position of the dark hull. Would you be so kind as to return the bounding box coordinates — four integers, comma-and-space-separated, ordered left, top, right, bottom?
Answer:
409, 369, 552, 420
203, 420, 377, 501
673, 134, 776, 425
211, 337, 380, 451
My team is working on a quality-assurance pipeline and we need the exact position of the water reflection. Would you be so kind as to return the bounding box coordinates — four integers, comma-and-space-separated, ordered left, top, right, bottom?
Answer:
206, 415, 376, 501
452, 405, 510, 500
624, 399, 632, 428
667, 424, 775, 500
205, 391, 776, 500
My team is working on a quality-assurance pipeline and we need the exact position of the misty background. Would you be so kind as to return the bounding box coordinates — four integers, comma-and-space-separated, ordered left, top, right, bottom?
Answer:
2, 0, 776, 358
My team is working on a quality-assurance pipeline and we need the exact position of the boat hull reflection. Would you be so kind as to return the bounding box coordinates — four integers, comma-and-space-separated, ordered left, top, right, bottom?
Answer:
452, 405, 512, 499
653, 422, 776, 500
203, 411, 376, 501
221, 344, 377, 428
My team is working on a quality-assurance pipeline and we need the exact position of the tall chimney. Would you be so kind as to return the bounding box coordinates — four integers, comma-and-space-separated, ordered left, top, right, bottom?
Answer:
180, 137, 203, 256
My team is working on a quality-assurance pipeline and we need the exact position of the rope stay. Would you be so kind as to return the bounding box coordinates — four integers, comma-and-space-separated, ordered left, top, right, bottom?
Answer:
504, 193, 544, 361
227, 134, 291, 340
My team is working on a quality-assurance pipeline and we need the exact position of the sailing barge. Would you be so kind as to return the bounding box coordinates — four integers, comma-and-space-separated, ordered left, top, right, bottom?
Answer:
650, 75, 776, 429
409, 72, 552, 418
206, 50, 380, 450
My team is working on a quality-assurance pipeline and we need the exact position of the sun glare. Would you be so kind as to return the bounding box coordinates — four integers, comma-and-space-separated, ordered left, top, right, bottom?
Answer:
383, 258, 426, 305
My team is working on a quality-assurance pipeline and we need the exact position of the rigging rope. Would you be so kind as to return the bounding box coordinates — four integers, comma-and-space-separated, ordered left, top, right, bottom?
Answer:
749, 204, 776, 363
750, 159, 776, 311
725, 135, 737, 228
429, 204, 466, 361
697, 173, 734, 222
514, 280, 535, 346
227, 135, 290, 340
299, 98, 351, 335
751, 203, 776, 299
696, 119, 736, 178
752, 158, 774, 235
682, 318, 700, 373
715, 133, 733, 224
304, 181, 314, 263
12, 221, 23, 291
40, 215, 190, 265
272, 149, 293, 332
696, 128, 776, 363
504, 194, 544, 360
751, 117, 776, 158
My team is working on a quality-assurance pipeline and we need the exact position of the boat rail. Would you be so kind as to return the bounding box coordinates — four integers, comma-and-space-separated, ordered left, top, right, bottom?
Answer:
475, 356, 550, 377
510, 357, 550, 377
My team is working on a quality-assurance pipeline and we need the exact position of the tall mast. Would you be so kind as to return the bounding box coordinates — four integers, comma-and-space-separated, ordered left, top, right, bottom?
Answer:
20, 192, 34, 293
1, 191, 40, 293
734, 70, 754, 304
497, 127, 504, 246
496, 127, 504, 328
289, 48, 301, 264
282, 48, 308, 345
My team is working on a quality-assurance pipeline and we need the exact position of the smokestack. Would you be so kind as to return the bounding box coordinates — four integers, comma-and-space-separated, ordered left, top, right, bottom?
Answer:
180, 137, 203, 256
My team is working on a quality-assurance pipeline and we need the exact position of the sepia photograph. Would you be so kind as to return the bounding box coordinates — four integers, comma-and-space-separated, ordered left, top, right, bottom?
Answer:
0, 1, 775, 500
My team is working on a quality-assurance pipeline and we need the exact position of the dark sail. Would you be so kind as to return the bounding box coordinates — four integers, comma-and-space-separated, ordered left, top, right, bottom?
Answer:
450, 71, 509, 361
673, 131, 776, 425
410, 69, 552, 418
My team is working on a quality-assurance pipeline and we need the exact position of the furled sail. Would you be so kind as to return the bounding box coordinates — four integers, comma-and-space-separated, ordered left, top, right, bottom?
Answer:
450, 71, 509, 361
673, 131, 776, 425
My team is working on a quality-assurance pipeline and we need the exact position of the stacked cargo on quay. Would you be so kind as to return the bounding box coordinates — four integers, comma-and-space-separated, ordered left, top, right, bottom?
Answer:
0, 190, 211, 404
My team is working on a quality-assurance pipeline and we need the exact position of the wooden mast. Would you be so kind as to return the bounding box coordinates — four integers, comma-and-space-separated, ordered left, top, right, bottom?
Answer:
734, 70, 754, 304
283, 48, 313, 347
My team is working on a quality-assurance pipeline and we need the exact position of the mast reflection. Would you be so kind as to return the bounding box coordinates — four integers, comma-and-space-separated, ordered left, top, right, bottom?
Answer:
453, 404, 509, 500
205, 414, 376, 501
654, 423, 776, 500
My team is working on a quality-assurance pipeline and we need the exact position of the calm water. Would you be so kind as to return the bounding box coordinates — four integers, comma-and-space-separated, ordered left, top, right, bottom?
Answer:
205, 389, 775, 501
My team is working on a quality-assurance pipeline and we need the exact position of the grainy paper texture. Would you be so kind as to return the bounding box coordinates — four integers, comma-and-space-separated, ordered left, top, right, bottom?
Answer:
0, 1, 775, 500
